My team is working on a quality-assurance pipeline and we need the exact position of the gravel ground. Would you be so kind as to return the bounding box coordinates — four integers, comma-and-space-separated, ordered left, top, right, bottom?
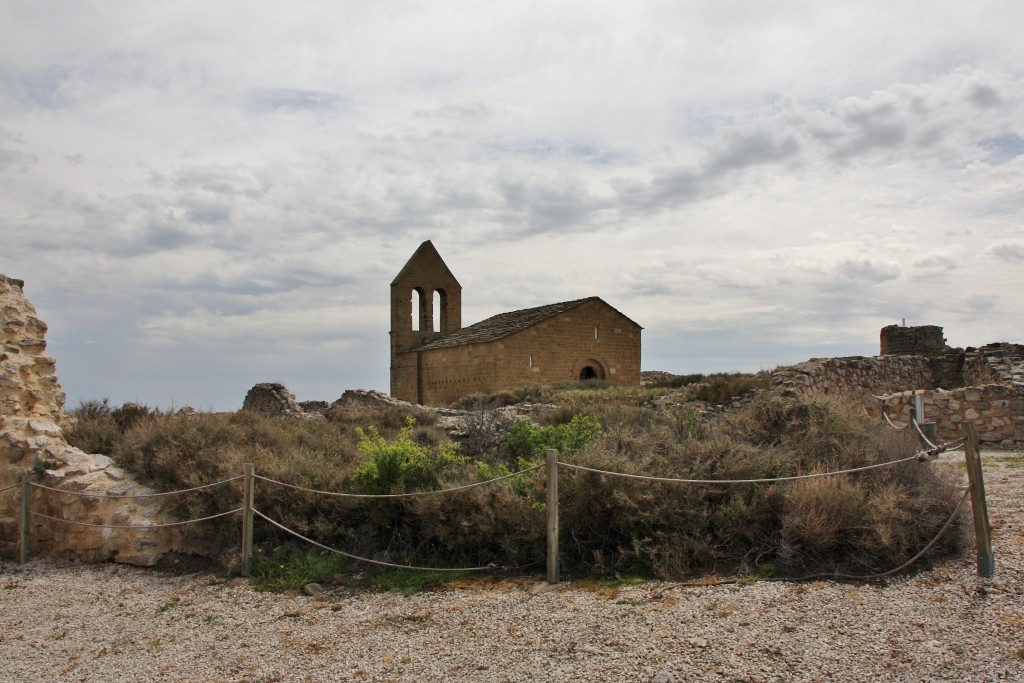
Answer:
1, 450, 1022, 683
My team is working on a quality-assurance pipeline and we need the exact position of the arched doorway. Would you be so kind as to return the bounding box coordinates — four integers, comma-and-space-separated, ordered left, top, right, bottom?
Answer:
574, 357, 607, 381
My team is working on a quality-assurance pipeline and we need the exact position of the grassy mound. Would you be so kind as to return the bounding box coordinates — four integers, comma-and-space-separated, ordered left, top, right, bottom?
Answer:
64, 390, 963, 580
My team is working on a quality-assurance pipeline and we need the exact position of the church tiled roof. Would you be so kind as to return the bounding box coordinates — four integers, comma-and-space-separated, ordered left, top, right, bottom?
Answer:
413, 297, 601, 351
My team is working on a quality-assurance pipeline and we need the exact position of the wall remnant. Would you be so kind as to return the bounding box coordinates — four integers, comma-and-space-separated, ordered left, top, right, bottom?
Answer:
877, 384, 1024, 447
772, 325, 1023, 447
880, 324, 947, 356
242, 383, 309, 418
772, 355, 935, 399
1, 274, 188, 565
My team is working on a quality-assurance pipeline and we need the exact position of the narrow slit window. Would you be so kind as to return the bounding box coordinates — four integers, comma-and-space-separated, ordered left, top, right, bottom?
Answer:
594, 325, 599, 340
529, 354, 534, 368
433, 290, 441, 333
411, 289, 421, 331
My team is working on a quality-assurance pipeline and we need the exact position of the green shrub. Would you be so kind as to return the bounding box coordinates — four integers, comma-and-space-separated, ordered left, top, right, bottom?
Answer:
353, 416, 465, 494
499, 413, 602, 462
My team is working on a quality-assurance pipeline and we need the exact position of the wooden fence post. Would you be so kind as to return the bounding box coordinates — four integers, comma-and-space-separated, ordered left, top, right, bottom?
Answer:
546, 449, 559, 584
19, 473, 30, 564
963, 423, 994, 577
241, 463, 254, 577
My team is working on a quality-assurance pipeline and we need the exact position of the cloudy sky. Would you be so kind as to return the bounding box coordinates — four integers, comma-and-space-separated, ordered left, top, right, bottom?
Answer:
2, 1, 1022, 411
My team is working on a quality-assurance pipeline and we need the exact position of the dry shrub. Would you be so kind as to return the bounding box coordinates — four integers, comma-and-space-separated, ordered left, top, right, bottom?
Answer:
110, 410, 364, 556
553, 394, 964, 579
70, 390, 963, 579
63, 399, 120, 455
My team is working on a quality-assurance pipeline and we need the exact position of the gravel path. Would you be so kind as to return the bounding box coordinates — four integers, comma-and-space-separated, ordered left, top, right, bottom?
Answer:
2, 450, 1022, 682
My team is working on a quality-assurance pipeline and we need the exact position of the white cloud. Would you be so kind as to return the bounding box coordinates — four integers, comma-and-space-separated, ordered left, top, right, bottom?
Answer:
1, 1, 1023, 408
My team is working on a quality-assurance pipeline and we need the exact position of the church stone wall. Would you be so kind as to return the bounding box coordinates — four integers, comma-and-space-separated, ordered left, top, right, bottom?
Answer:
414, 300, 641, 406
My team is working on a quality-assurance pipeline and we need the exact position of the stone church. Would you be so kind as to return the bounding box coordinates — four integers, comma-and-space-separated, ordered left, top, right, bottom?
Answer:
390, 241, 642, 405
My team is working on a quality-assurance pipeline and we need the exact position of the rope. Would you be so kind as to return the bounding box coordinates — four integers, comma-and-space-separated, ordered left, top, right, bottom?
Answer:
653, 488, 970, 596
254, 464, 543, 499
29, 507, 241, 529
29, 475, 243, 499
253, 509, 496, 572
557, 450, 929, 485
883, 412, 909, 430
0, 482, 20, 493
913, 419, 940, 450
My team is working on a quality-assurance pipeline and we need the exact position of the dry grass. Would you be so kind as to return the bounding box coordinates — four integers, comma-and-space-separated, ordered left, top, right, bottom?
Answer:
64, 391, 963, 580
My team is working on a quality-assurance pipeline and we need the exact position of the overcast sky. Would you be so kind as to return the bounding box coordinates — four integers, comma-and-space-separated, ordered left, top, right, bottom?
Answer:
2, 1, 1022, 411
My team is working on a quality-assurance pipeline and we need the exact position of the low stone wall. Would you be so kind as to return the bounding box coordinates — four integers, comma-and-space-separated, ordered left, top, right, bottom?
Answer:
877, 384, 1024, 447
772, 355, 934, 399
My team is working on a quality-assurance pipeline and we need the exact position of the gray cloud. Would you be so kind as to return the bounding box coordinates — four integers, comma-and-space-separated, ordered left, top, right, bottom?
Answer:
0, 146, 37, 172
969, 84, 1004, 108
829, 100, 908, 160
2, 3, 1022, 410
181, 195, 232, 225
705, 131, 801, 176
984, 241, 1024, 263
835, 258, 902, 283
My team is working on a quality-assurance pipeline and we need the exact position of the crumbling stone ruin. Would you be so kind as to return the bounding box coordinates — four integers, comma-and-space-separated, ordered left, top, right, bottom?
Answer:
1, 274, 188, 565
242, 382, 307, 418
880, 324, 947, 356
774, 325, 1024, 447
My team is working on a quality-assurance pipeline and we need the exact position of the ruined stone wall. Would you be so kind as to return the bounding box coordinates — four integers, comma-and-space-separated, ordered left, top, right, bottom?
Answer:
242, 383, 304, 417
771, 333, 1024, 447
772, 355, 935, 399
1, 274, 187, 565
877, 385, 1024, 447
880, 325, 947, 356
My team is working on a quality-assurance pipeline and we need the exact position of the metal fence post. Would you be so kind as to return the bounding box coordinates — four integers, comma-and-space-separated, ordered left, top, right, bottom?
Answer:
963, 423, 994, 577
19, 473, 30, 564
546, 449, 559, 584
241, 463, 254, 577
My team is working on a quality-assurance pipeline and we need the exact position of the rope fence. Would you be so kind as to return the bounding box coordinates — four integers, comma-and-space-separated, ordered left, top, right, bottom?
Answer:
28, 475, 243, 499
255, 463, 542, 499
653, 487, 972, 596
254, 509, 496, 572
557, 448, 934, 486
7, 424, 994, 582
28, 507, 242, 529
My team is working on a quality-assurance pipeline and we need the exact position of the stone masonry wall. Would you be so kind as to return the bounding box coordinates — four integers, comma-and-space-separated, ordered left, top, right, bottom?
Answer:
771, 335, 1024, 447
242, 383, 305, 417
1, 274, 188, 565
413, 299, 641, 405
877, 384, 1024, 447
880, 324, 947, 356
772, 355, 935, 399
